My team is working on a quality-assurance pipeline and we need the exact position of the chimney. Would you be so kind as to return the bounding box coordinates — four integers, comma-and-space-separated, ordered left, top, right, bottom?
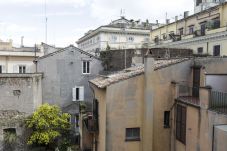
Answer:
175, 16, 178, 22
21, 36, 24, 47
184, 11, 189, 18
156, 20, 159, 24
166, 19, 170, 24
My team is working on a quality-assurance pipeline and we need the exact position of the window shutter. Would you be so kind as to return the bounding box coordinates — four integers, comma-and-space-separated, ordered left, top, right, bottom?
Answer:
79, 86, 84, 101
26, 65, 30, 73
72, 87, 76, 101
13, 65, 19, 73
2, 65, 6, 73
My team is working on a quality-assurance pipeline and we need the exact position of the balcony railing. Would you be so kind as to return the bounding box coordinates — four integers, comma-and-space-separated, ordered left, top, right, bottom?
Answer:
209, 91, 227, 114
176, 84, 200, 106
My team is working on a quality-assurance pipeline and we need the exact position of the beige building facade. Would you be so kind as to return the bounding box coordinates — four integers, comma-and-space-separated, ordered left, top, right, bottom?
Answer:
0, 39, 44, 74
150, 2, 227, 56
83, 53, 227, 151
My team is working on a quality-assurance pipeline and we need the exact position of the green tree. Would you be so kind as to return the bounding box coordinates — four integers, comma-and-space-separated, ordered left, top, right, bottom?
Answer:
26, 103, 70, 148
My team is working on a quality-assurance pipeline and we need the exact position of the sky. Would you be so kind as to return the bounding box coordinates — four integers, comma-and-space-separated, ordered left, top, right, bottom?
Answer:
0, 0, 194, 47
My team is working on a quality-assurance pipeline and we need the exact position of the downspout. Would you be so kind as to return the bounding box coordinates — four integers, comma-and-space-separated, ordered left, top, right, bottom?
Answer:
206, 42, 209, 55
89, 82, 97, 151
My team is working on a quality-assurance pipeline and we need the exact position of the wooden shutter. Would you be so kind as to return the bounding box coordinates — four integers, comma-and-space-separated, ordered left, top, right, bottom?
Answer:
1, 65, 6, 73
181, 106, 186, 144
79, 86, 84, 101
72, 87, 76, 101
13, 65, 19, 73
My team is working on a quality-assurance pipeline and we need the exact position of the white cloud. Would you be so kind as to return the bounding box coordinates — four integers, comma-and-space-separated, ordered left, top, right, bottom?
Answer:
90, 0, 194, 23
0, 0, 89, 6
33, 11, 83, 17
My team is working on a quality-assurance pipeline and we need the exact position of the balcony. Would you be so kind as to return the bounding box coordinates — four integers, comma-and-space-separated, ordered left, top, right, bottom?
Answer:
83, 117, 98, 133
174, 84, 200, 106
209, 91, 227, 115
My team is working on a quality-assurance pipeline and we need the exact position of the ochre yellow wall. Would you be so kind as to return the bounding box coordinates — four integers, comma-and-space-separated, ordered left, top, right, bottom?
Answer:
92, 86, 107, 151
105, 75, 144, 151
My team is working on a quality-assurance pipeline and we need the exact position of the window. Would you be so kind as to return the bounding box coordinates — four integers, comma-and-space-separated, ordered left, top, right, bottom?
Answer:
200, 23, 206, 36
126, 128, 140, 141
188, 26, 194, 34
179, 28, 184, 35
197, 47, 203, 54
82, 61, 90, 74
176, 105, 186, 144
72, 86, 84, 101
0, 65, 2, 73
111, 35, 117, 42
164, 111, 170, 128
213, 45, 220, 56
76, 114, 79, 127
196, 0, 202, 6
127, 36, 134, 42
19, 65, 26, 73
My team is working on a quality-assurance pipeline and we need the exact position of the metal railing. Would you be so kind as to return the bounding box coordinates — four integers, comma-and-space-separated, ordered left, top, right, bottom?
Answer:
209, 91, 227, 114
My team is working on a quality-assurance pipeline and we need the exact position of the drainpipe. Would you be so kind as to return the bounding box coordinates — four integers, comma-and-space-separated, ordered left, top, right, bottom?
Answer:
206, 42, 209, 55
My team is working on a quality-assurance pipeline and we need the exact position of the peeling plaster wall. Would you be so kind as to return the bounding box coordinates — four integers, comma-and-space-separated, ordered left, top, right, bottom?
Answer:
0, 74, 42, 114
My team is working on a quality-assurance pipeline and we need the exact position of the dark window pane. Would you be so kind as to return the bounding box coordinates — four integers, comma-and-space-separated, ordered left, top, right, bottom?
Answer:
213, 45, 220, 56
0, 66, 2, 73
76, 88, 79, 100
197, 47, 203, 54
83, 61, 86, 73
87, 61, 90, 73
164, 111, 170, 128
126, 128, 140, 141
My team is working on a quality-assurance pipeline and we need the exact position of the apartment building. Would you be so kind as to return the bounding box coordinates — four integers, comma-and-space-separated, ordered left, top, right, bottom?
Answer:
82, 49, 227, 151
0, 39, 44, 73
76, 17, 160, 54
150, 1, 227, 56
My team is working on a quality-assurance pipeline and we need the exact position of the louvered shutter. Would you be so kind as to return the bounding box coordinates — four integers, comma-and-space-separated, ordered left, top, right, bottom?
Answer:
72, 87, 76, 101
13, 65, 19, 73
79, 86, 84, 101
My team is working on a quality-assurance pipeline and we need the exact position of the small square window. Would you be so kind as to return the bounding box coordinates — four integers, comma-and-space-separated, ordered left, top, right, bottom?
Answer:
125, 128, 140, 141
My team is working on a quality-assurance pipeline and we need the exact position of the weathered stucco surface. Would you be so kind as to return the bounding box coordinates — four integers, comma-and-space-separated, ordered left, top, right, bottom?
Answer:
37, 46, 102, 113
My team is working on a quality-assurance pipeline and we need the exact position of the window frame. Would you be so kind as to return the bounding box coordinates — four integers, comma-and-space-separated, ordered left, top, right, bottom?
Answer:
164, 111, 170, 128
125, 127, 140, 141
197, 47, 203, 54
82, 61, 90, 74
213, 45, 221, 56
19, 65, 26, 74
176, 104, 186, 144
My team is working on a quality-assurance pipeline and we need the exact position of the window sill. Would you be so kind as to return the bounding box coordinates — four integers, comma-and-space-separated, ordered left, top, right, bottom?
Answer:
125, 138, 141, 142
164, 125, 170, 128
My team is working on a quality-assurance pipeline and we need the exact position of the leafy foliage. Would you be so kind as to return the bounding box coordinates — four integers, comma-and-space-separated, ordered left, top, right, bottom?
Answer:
100, 45, 112, 71
26, 103, 70, 146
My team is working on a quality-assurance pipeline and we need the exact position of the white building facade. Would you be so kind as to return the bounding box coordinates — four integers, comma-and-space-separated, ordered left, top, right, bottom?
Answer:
77, 17, 159, 54
0, 40, 44, 73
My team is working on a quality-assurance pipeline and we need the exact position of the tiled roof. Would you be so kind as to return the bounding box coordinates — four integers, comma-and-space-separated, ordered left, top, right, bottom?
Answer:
90, 58, 189, 88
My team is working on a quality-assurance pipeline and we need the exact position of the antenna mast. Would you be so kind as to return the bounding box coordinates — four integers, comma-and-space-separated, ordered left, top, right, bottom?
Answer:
45, 0, 47, 43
